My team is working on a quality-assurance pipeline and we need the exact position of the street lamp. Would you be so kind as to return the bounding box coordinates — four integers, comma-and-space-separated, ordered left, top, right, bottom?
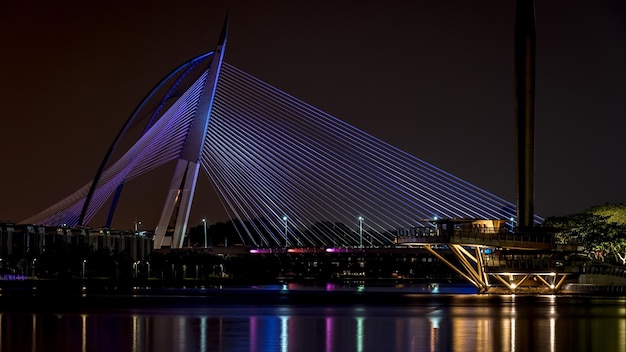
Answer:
283, 215, 289, 248
358, 216, 364, 248
134, 261, 140, 278
202, 218, 208, 249
134, 220, 141, 233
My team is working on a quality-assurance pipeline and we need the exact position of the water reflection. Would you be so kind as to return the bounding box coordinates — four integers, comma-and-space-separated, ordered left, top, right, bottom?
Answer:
1, 295, 625, 351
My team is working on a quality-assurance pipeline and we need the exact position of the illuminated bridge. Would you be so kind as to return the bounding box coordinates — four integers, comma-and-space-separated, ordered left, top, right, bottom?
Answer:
17, 18, 580, 293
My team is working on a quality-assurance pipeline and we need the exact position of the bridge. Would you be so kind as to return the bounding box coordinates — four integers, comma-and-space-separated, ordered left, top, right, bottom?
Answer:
13, 10, 583, 293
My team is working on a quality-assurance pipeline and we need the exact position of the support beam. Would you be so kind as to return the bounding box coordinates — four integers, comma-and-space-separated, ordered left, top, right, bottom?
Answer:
554, 274, 569, 290
515, 274, 530, 288
449, 245, 487, 289
493, 274, 513, 289
475, 247, 490, 287
534, 275, 554, 290
424, 245, 480, 289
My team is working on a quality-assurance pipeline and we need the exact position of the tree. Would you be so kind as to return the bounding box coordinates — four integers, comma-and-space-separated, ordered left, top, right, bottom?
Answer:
542, 203, 626, 264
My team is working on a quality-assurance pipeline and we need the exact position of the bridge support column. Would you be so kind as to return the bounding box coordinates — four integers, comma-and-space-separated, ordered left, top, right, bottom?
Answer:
154, 160, 200, 249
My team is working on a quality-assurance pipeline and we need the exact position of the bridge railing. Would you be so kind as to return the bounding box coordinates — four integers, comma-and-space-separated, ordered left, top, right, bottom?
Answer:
394, 233, 449, 245
484, 257, 560, 272
394, 227, 556, 248
451, 228, 555, 246
583, 263, 626, 278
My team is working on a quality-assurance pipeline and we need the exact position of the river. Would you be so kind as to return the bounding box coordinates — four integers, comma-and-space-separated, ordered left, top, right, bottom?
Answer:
0, 284, 624, 351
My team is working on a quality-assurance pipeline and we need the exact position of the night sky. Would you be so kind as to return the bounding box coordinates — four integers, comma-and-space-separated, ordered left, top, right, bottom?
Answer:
1, 0, 625, 230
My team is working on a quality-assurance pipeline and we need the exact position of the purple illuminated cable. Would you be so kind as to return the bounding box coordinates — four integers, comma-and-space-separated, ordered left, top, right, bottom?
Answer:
219, 62, 510, 221
207, 102, 416, 243
78, 76, 204, 224
218, 64, 527, 223
212, 82, 436, 228
208, 103, 400, 243
23, 70, 208, 226
213, 74, 458, 230
206, 98, 394, 239
206, 67, 508, 243
220, 65, 498, 218
23, 59, 540, 236
223, 63, 498, 203
216, 68, 472, 220
205, 115, 337, 245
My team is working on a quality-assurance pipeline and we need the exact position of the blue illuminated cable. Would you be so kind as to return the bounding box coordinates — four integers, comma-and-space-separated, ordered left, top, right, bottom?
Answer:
222, 62, 510, 220
221, 66, 494, 219
207, 103, 356, 243
214, 70, 454, 227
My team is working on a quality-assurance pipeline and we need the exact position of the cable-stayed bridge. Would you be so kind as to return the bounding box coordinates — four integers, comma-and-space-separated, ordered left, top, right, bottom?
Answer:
21, 23, 536, 250
17, 19, 582, 293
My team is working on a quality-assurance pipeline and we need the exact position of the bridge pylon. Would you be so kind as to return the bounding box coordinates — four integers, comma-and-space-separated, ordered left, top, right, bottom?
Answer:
153, 18, 228, 249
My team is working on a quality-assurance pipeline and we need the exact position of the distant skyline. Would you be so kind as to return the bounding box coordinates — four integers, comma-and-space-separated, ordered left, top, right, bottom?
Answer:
1, 0, 624, 229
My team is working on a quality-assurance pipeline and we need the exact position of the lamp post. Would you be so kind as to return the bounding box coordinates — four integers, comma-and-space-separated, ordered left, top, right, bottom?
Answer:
134, 220, 141, 234
202, 218, 208, 249
358, 216, 364, 248
283, 215, 289, 249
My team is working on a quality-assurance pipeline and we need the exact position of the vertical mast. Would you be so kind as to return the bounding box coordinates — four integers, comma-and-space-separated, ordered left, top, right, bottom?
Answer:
514, 0, 536, 229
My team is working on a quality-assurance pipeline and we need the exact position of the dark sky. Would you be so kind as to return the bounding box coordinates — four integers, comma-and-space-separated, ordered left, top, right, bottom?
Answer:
1, 0, 625, 229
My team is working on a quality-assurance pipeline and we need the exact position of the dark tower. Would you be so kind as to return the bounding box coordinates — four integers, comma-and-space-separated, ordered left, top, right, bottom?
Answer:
515, 0, 536, 229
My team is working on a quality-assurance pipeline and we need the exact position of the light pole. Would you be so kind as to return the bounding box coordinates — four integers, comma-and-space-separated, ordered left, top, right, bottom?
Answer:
358, 216, 364, 248
133, 261, 139, 278
283, 215, 289, 249
203, 218, 208, 249
134, 220, 141, 234
82, 259, 87, 279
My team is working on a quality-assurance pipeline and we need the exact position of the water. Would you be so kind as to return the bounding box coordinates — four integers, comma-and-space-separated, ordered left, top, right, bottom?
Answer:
0, 285, 625, 351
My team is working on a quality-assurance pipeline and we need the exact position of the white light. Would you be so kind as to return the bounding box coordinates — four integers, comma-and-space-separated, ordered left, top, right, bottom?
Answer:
358, 216, 364, 248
